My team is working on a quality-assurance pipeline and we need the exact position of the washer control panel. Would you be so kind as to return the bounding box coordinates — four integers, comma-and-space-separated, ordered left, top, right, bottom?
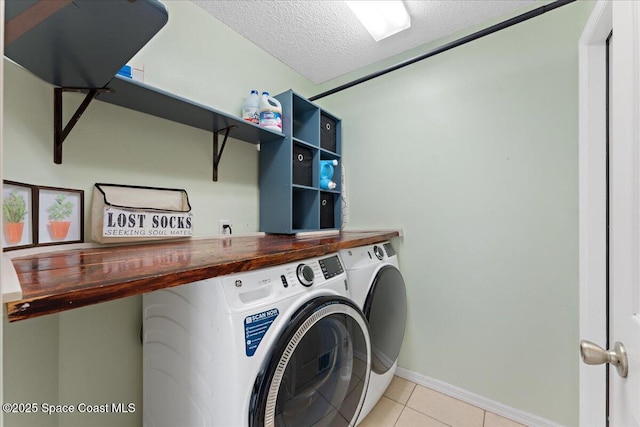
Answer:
221, 254, 344, 310
318, 255, 344, 279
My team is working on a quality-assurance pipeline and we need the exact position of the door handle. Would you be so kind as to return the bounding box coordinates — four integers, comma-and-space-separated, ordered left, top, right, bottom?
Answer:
580, 340, 628, 378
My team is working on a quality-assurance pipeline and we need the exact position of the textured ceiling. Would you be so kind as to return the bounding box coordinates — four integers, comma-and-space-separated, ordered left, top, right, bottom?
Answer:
192, 0, 537, 84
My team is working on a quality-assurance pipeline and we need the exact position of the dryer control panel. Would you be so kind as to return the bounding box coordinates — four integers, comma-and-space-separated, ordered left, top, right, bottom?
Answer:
339, 241, 396, 270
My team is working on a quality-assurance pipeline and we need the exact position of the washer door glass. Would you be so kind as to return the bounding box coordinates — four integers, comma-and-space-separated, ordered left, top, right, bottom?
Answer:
250, 297, 371, 427
364, 265, 407, 375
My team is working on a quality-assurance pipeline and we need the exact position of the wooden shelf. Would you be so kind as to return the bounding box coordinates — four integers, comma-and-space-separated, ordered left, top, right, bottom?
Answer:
4, 231, 400, 322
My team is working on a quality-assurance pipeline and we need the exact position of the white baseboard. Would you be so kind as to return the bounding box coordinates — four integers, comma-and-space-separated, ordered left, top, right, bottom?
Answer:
394, 367, 566, 427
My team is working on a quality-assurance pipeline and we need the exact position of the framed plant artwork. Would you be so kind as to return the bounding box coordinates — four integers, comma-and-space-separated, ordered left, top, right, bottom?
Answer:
2, 180, 36, 251
36, 186, 84, 246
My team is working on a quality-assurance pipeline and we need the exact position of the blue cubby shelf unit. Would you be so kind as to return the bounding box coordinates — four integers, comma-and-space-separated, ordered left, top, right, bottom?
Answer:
259, 90, 342, 234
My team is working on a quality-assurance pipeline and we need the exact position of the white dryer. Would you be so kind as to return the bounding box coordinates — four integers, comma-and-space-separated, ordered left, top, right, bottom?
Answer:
143, 253, 372, 427
339, 242, 407, 424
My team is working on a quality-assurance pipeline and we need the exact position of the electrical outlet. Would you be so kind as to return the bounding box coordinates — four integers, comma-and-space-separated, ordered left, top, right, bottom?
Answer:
219, 219, 232, 235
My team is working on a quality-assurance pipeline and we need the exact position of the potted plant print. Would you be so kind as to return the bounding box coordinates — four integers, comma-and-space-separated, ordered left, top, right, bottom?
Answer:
3, 190, 28, 244
47, 194, 74, 240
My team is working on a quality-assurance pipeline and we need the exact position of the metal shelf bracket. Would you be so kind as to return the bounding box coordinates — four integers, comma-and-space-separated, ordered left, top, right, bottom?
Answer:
213, 125, 235, 181
53, 87, 113, 164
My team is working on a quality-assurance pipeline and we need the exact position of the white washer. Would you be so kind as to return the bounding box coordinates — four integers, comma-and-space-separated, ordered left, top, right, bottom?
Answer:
339, 242, 407, 425
143, 253, 372, 427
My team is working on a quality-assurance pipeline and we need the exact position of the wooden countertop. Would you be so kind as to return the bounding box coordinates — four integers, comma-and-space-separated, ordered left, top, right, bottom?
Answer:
3, 230, 399, 322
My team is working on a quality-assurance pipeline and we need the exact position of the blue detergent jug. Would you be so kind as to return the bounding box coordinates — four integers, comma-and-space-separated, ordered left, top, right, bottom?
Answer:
320, 159, 338, 190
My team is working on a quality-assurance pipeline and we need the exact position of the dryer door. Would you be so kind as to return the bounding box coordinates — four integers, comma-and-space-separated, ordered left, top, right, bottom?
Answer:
363, 265, 407, 375
250, 296, 371, 427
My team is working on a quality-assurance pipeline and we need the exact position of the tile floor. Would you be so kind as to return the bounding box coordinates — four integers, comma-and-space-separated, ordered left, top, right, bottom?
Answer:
360, 376, 526, 427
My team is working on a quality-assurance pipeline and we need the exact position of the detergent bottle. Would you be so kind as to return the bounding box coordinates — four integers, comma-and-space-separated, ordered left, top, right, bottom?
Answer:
259, 91, 282, 132
241, 90, 260, 124
320, 159, 338, 190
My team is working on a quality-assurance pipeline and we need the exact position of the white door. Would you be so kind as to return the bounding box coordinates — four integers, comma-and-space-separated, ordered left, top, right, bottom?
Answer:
580, 1, 640, 426
608, 1, 640, 425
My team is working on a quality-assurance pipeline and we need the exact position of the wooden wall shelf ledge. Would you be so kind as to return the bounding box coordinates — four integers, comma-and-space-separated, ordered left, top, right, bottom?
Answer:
2, 230, 400, 322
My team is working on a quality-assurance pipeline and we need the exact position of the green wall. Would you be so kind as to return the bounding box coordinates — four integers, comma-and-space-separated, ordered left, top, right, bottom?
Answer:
2, 314, 59, 427
317, 2, 592, 425
2, 1, 592, 426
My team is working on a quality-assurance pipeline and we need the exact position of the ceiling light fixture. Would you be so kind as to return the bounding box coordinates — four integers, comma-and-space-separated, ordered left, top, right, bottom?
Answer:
345, 1, 411, 42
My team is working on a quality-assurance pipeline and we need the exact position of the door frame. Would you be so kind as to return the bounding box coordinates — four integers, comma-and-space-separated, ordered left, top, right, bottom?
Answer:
609, 1, 640, 424
579, 0, 612, 425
